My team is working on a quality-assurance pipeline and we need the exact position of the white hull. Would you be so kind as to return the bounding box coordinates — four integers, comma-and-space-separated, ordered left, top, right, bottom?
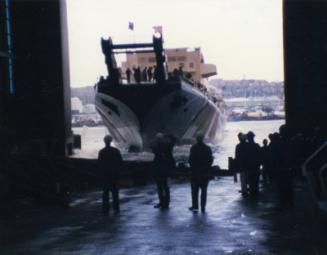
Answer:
95, 81, 224, 149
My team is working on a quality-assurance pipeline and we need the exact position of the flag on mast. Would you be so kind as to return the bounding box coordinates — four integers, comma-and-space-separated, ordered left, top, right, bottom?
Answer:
128, 21, 134, 31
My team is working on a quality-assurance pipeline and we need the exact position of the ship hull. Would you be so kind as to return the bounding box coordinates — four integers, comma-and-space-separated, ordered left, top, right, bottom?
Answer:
95, 81, 224, 150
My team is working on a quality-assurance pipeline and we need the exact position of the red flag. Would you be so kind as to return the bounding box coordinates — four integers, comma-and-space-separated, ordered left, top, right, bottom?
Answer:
153, 26, 163, 35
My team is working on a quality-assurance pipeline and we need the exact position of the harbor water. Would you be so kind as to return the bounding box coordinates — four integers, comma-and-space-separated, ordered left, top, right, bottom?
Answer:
72, 119, 285, 169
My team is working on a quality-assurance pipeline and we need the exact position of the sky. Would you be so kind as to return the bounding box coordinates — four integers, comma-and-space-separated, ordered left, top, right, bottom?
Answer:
67, 0, 284, 87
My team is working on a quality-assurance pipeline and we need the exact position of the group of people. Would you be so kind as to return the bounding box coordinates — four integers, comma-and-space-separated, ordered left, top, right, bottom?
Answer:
234, 123, 326, 209
235, 126, 294, 208
169, 66, 184, 81
125, 66, 156, 84
98, 123, 326, 214
98, 132, 213, 214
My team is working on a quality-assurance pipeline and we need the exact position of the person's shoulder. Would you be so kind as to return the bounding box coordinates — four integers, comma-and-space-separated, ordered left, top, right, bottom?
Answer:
98, 147, 106, 158
110, 146, 121, 153
202, 143, 211, 151
207, 145, 213, 156
190, 143, 197, 149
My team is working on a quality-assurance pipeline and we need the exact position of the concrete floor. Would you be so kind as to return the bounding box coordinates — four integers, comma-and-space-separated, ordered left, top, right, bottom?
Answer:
1, 177, 327, 255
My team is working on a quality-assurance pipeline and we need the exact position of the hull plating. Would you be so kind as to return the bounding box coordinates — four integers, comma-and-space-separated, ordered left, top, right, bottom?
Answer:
95, 82, 224, 149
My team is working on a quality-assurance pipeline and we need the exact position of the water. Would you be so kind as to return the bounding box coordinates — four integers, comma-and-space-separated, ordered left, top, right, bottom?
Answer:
72, 120, 284, 169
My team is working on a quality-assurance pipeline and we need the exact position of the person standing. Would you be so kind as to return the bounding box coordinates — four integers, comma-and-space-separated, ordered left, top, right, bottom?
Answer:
126, 67, 132, 83
151, 133, 175, 209
173, 68, 179, 80
142, 67, 148, 82
274, 125, 294, 209
244, 131, 261, 198
189, 133, 213, 213
133, 66, 141, 83
147, 66, 153, 82
98, 135, 123, 214
261, 139, 270, 185
235, 132, 248, 195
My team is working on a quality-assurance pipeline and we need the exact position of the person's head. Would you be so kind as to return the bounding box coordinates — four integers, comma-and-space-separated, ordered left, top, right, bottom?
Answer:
247, 131, 255, 142
263, 139, 268, 146
104, 135, 112, 146
196, 132, 204, 143
279, 124, 289, 138
238, 132, 246, 142
272, 132, 280, 141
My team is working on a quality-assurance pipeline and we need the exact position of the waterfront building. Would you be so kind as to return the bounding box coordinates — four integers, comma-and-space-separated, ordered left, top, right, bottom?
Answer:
121, 48, 217, 83
71, 97, 83, 114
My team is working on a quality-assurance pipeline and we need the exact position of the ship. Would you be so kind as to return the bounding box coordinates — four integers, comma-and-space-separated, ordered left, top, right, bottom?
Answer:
95, 35, 225, 151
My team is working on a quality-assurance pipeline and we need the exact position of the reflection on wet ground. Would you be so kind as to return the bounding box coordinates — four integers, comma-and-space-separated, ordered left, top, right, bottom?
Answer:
1, 177, 327, 254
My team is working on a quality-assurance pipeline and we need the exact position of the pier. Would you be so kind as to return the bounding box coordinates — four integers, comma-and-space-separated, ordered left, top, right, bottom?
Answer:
1, 177, 327, 254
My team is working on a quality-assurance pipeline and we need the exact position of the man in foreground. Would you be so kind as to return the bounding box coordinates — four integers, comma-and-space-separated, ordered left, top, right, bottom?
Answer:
98, 135, 123, 214
189, 133, 213, 213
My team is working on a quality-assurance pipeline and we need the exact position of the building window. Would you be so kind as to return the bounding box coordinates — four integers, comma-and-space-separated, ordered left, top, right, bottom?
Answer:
177, 56, 186, 61
189, 62, 194, 68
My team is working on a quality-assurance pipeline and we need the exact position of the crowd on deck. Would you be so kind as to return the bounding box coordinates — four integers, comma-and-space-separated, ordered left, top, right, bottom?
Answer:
123, 65, 185, 84
125, 66, 157, 84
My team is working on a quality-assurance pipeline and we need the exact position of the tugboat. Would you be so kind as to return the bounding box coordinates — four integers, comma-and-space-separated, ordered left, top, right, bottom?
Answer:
95, 35, 224, 150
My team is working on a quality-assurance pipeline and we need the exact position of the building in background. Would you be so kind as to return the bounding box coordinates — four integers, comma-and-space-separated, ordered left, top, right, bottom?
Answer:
121, 48, 216, 83
71, 97, 83, 114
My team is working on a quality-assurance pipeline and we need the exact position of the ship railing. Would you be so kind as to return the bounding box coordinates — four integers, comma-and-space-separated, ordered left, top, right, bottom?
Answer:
302, 141, 327, 213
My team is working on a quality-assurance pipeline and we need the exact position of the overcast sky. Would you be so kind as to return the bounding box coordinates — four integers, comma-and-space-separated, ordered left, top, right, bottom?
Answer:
67, 0, 283, 87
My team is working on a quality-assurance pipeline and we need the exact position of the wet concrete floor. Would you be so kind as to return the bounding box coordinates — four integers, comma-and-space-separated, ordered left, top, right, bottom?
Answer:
1, 177, 327, 255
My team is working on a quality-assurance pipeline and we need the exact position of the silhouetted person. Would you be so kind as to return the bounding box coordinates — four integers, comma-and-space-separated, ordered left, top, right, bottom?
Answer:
185, 72, 193, 80
235, 132, 248, 195
147, 66, 153, 82
261, 139, 270, 185
274, 125, 293, 209
244, 131, 261, 198
189, 133, 213, 213
173, 68, 179, 80
126, 67, 132, 83
98, 135, 123, 214
142, 67, 148, 82
151, 133, 175, 209
133, 67, 141, 83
